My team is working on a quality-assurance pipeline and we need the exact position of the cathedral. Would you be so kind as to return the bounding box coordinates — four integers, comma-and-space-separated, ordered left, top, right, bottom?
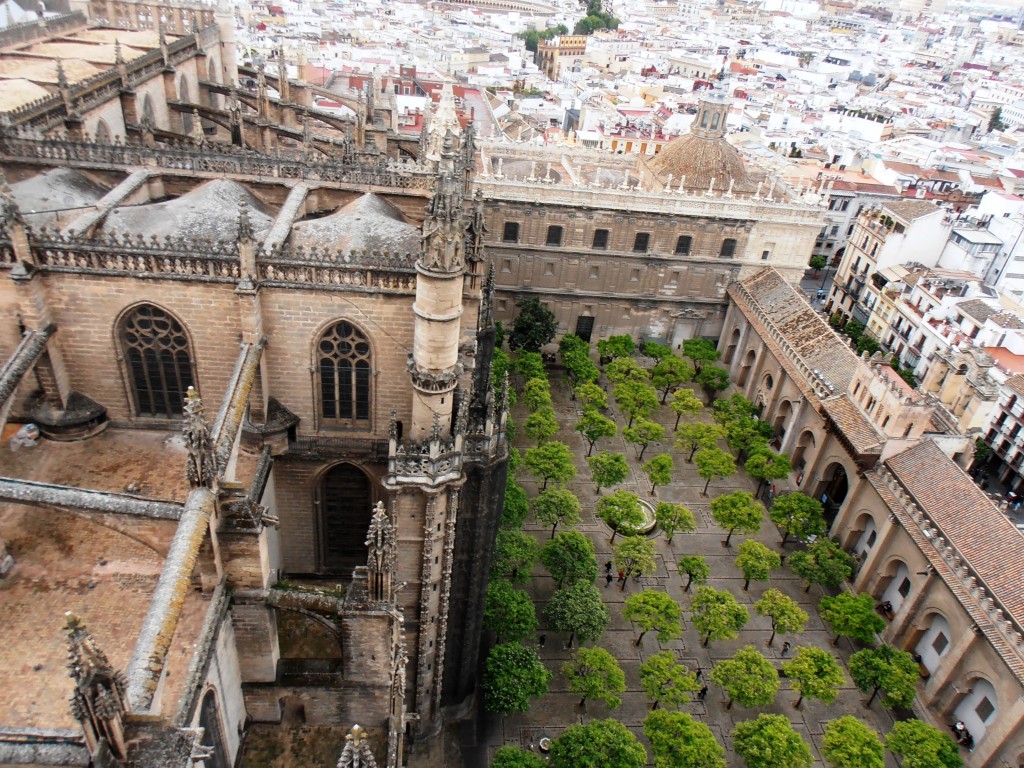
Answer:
0, 3, 831, 767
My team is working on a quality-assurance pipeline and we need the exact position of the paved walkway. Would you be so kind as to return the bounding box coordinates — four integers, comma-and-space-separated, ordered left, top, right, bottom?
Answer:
464, 363, 901, 767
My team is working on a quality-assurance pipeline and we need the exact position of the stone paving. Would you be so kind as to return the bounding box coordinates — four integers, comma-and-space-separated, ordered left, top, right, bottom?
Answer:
465, 364, 901, 768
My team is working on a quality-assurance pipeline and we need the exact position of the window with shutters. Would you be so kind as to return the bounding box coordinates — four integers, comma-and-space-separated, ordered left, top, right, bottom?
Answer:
120, 304, 195, 418
318, 321, 372, 427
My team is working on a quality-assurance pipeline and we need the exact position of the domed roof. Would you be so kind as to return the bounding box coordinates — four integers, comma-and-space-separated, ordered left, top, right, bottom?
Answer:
643, 132, 757, 194
290, 192, 420, 253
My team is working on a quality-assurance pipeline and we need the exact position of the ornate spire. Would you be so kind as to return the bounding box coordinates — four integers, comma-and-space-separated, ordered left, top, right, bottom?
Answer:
388, 408, 398, 441
113, 38, 124, 65
365, 501, 396, 577
183, 386, 215, 488
65, 612, 128, 761
238, 202, 253, 242
337, 724, 377, 768
55, 58, 68, 89
423, 81, 462, 163
466, 188, 486, 263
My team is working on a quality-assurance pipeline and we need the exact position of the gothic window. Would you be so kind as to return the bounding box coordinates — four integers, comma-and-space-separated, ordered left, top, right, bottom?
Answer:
502, 221, 519, 242
318, 321, 372, 426
592, 229, 609, 249
120, 304, 195, 418
198, 691, 228, 768
675, 235, 692, 255
546, 225, 563, 246
94, 119, 111, 143
720, 238, 737, 258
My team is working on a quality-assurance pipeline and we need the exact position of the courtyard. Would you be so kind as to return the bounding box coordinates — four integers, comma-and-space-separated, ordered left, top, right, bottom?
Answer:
465, 340, 910, 768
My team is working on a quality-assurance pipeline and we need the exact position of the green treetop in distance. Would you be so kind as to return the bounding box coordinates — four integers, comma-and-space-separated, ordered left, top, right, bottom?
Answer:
613, 535, 657, 589
643, 454, 674, 496
622, 590, 683, 645
515, 23, 568, 52
678, 555, 710, 592
588, 450, 630, 494
522, 377, 553, 411
524, 405, 558, 446
549, 718, 647, 768
509, 297, 556, 353
819, 591, 886, 646
559, 332, 589, 355
682, 338, 720, 374
540, 529, 598, 588
709, 490, 762, 546
483, 579, 538, 642
732, 714, 812, 768
596, 489, 645, 543
597, 334, 636, 360
820, 717, 885, 768
694, 446, 736, 496
531, 487, 582, 539
710, 645, 779, 710
643, 710, 725, 768
848, 644, 919, 708
789, 538, 855, 592
782, 646, 845, 708
885, 719, 963, 768
624, 417, 665, 461
691, 586, 749, 646
669, 387, 703, 430
745, 449, 792, 495
712, 393, 759, 426
523, 441, 576, 490
544, 579, 609, 648
605, 356, 648, 385
512, 351, 547, 383
491, 529, 540, 584
725, 418, 772, 461
695, 365, 729, 402
675, 421, 725, 462
577, 408, 617, 456
502, 476, 529, 529
735, 539, 782, 591
642, 340, 673, 361
482, 642, 551, 714
613, 381, 658, 427
753, 588, 808, 646
638, 651, 699, 710
575, 381, 608, 410
655, 502, 695, 543
652, 355, 694, 403
769, 492, 826, 545
563, 346, 600, 387
491, 745, 546, 768
562, 646, 626, 710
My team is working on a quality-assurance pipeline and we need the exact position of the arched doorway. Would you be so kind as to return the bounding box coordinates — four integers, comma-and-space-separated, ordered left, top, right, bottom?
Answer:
723, 327, 740, 365
317, 463, 374, 575
773, 400, 793, 445
954, 677, 998, 743
198, 690, 229, 768
914, 613, 951, 675
816, 462, 849, 526
849, 513, 877, 559
737, 349, 756, 387
880, 560, 912, 613
791, 430, 815, 476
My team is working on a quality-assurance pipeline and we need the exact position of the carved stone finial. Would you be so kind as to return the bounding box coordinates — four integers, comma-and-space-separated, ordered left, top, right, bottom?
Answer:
389, 408, 398, 440
430, 413, 442, 443
55, 58, 68, 89
337, 724, 377, 768
113, 38, 124, 65
365, 501, 396, 576
65, 612, 128, 760
183, 386, 215, 488
237, 202, 253, 242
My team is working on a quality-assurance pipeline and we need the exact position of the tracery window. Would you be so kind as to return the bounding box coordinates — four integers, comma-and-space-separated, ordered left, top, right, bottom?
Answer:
120, 304, 194, 418
318, 321, 372, 426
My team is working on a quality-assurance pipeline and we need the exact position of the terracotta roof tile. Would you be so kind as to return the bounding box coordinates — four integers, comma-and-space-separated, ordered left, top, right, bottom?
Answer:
822, 395, 884, 454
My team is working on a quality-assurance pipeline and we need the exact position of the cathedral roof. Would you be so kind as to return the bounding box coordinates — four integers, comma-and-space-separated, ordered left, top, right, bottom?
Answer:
11, 168, 108, 220
643, 131, 756, 194
290, 193, 419, 254
100, 179, 274, 242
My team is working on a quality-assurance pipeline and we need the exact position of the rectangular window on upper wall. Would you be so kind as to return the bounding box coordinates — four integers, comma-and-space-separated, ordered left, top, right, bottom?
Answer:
976, 697, 995, 723
588, 265, 599, 279
720, 238, 737, 258
633, 232, 650, 252
675, 235, 692, 255
931, 632, 949, 655
502, 221, 520, 243
546, 225, 564, 246
501, 258, 512, 273
897, 578, 912, 598
592, 229, 609, 249
667, 271, 680, 286
761, 250, 770, 261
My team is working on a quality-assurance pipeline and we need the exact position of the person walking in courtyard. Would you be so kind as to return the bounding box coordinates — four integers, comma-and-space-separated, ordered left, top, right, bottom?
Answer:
605, 572, 614, 588
538, 634, 546, 649
698, 685, 708, 700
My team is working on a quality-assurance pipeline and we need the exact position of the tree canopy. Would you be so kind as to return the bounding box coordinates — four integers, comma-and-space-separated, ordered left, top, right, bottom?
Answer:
624, 417, 665, 460
644, 710, 725, 768
597, 335, 636, 360
819, 591, 886, 646
675, 421, 725, 462
678, 555, 710, 592
523, 441, 576, 490
694, 447, 736, 495
509, 297, 557, 352
613, 381, 659, 426
669, 388, 703, 430
652, 356, 694, 403
524, 405, 559, 446
577, 408, 618, 456
588, 450, 630, 493
782, 646, 845, 708
710, 645, 779, 710
682, 338, 720, 373
655, 502, 696, 543
789, 538, 855, 592
732, 714, 813, 768
695, 366, 730, 401
769, 493, 826, 545
562, 646, 626, 709
745, 449, 793, 494
502, 476, 529, 529
623, 590, 683, 645
605, 357, 648, 385
549, 719, 647, 768
848, 644, 919, 708
544, 579, 610, 647
885, 719, 963, 768
531, 487, 582, 539
576, 381, 608, 410
820, 717, 885, 768
691, 586, 749, 646
482, 642, 551, 714
709, 490, 762, 546
540, 529, 598, 588
515, 23, 568, 53
512, 351, 547, 383
483, 579, 538, 642
596, 489, 645, 542
638, 652, 699, 710
522, 377, 553, 411
753, 588, 808, 646
735, 539, 782, 591
491, 528, 540, 584
491, 745, 547, 768
643, 453, 674, 495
